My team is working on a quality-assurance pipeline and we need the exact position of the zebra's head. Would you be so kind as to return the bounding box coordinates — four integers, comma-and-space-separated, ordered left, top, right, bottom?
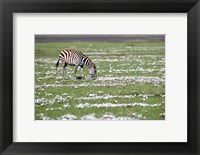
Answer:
89, 65, 97, 79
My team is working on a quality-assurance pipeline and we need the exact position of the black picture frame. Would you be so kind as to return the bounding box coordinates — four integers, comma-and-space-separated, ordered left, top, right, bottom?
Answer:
0, 0, 200, 154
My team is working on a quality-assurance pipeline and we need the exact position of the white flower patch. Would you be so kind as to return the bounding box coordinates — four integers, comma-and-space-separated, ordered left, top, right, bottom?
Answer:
97, 91, 104, 95
61, 93, 72, 99
35, 72, 43, 75
35, 85, 42, 89
35, 98, 48, 104
36, 113, 53, 120
36, 58, 55, 64
41, 116, 53, 120
76, 102, 161, 109
55, 81, 61, 84
80, 114, 97, 120
36, 75, 165, 89
36, 113, 44, 117
99, 113, 136, 120
159, 113, 165, 116
138, 94, 149, 101
45, 92, 52, 96
79, 113, 138, 120
36, 83, 125, 88
114, 117, 135, 120
54, 95, 68, 102
101, 113, 116, 119
46, 107, 62, 111
97, 76, 158, 81
45, 70, 57, 75
58, 114, 77, 120
56, 76, 63, 80
35, 91, 41, 95
110, 68, 159, 74
35, 95, 69, 105
161, 94, 165, 98
99, 113, 126, 120
88, 93, 96, 97
63, 104, 69, 108
132, 112, 146, 119
37, 113, 53, 120
97, 76, 165, 86
160, 68, 165, 72
36, 77, 44, 81
78, 94, 136, 101
44, 75, 54, 80
147, 61, 164, 66
136, 55, 163, 58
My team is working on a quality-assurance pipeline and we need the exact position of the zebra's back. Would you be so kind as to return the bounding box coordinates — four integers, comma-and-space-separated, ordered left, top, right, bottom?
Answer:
59, 49, 85, 65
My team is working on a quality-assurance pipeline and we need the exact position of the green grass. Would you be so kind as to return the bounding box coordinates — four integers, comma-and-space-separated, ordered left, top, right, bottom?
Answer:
35, 41, 165, 120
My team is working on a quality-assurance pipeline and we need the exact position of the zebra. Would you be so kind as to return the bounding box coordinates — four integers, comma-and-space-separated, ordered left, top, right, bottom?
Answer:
56, 49, 97, 79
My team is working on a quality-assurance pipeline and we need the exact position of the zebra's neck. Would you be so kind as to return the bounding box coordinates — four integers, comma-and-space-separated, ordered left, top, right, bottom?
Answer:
82, 57, 94, 69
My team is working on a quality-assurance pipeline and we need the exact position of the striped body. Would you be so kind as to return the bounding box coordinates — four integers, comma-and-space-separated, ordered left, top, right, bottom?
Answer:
56, 49, 97, 79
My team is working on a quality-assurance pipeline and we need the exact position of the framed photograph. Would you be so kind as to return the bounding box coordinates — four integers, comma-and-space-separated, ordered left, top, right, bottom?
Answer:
0, 0, 200, 154
34, 34, 165, 121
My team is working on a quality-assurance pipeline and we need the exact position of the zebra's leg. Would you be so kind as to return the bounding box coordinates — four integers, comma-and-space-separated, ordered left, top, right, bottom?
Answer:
80, 65, 85, 78
62, 62, 67, 77
74, 65, 78, 75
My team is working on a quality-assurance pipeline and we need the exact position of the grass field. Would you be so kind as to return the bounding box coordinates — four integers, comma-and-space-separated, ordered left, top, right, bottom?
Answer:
35, 40, 165, 120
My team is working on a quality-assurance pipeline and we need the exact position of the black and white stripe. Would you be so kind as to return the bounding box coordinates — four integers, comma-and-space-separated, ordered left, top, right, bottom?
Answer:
56, 49, 97, 79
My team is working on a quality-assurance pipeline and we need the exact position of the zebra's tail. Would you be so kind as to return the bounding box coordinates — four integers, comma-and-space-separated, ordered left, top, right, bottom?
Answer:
55, 58, 60, 70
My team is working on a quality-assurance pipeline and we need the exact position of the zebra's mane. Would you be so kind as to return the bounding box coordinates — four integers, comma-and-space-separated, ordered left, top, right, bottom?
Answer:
85, 58, 95, 69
